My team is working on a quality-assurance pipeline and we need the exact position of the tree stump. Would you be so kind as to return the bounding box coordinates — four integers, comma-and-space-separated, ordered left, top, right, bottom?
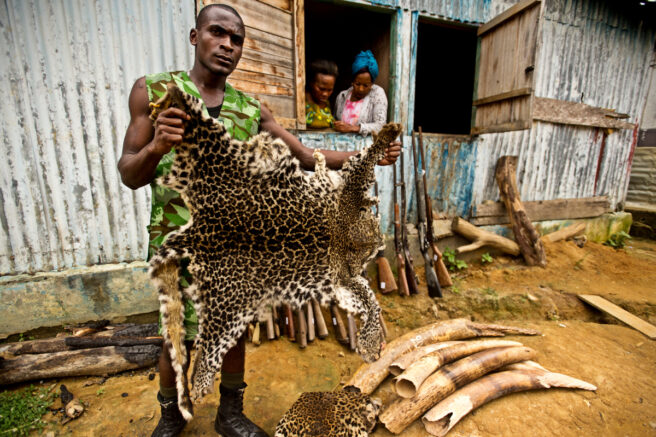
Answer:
495, 156, 546, 266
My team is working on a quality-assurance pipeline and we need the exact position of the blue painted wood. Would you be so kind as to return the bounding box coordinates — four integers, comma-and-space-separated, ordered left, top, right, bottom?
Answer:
407, 11, 419, 135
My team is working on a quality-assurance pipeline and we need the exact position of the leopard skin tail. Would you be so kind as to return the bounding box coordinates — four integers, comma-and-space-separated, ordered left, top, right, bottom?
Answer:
149, 250, 193, 420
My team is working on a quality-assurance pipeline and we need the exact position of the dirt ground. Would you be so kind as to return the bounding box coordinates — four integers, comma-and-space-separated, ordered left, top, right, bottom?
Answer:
7, 239, 656, 436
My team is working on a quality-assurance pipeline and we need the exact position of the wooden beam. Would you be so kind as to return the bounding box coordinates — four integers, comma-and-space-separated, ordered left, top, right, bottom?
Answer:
533, 97, 635, 130
578, 295, 656, 339
478, 0, 541, 36
471, 196, 610, 225
293, 0, 306, 129
473, 88, 533, 106
471, 120, 531, 135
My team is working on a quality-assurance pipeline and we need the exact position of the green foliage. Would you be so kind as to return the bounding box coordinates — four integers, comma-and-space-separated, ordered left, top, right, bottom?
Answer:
96, 388, 105, 396
0, 385, 56, 436
443, 247, 468, 272
481, 252, 494, 264
604, 231, 631, 249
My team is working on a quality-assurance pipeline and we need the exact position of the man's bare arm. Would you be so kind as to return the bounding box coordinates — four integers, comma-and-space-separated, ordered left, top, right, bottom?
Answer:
259, 104, 357, 170
117, 77, 189, 189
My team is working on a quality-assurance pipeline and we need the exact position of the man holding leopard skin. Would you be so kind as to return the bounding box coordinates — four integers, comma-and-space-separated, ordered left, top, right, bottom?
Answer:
118, 4, 400, 436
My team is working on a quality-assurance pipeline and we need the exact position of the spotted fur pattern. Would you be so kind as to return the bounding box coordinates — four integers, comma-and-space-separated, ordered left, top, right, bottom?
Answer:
274, 388, 381, 437
149, 83, 402, 419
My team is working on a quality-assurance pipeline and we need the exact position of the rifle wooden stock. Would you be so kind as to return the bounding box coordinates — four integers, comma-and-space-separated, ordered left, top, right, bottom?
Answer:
306, 302, 316, 342
425, 192, 453, 288
265, 309, 275, 340
311, 298, 329, 339
413, 129, 442, 298
297, 308, 307, 348
399, 137, 420, 295
272, 305, 281, 338
330, 302, 349, 345
394, 204, 410, 297
375, 253, 397, 294
347, 314, 357, 351
252, 322, 261, 346
284, 304, 295, 341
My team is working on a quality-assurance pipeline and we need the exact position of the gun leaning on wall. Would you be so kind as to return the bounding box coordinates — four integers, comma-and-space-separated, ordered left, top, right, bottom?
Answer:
411, 130, 443, 298
373, 182, 397, 294
399, 137, 420, 295
418, 127, 453, 288
393, 153, 411, 297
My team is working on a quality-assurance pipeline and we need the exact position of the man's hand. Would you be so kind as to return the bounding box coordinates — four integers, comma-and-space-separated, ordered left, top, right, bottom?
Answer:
334, 120, 360, 133
377, 140, 401, 166
150, 108, 190, 156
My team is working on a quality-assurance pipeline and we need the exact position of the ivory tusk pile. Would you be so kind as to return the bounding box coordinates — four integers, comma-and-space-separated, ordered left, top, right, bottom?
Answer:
347, 319, 540, 395
422, 367, 597, 436
395, 339, 523, 398
379, 345, 536, 434
389, 341, 463, 376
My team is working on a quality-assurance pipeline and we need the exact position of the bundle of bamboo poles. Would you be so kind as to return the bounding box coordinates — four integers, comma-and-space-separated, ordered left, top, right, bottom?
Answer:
346, 319, 596, 435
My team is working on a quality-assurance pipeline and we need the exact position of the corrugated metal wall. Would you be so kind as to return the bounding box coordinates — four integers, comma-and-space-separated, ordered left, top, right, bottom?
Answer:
0, 0, 195, 275
472, 0, 654, 211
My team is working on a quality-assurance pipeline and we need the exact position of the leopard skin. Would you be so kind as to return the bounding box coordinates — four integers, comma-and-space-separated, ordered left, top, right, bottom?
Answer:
148, 83, 402, 419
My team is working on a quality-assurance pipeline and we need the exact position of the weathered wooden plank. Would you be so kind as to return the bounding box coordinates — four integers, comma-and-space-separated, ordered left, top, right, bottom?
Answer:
578, 295, 656, 340
230, 70, 294, 88
471, 196, 610, 225
250, 93, 295, 119
230, 78, 293, 96
244, 26, 293, 56
237, 57, 293, 79
473, 88, 533, 106
203, 0, 292, 39
478, 0, 541, 36
241, 46, 294, 69
294, 0, 306, 129
533, 97, 635, 130
259, 0, 292, 12
471, 120, 531, 135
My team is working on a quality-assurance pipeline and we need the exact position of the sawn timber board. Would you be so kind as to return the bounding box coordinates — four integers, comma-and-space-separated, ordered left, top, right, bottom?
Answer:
578, 294, 656, 340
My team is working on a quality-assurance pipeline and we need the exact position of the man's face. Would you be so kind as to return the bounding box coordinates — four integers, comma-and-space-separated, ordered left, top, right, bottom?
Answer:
190, 8, 245, 76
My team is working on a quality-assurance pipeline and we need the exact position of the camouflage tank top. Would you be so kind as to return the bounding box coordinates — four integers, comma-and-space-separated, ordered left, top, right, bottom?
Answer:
145, 71, 261, 260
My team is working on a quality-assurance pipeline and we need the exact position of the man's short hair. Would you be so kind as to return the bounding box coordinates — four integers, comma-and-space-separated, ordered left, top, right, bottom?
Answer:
196, 4, 244, 30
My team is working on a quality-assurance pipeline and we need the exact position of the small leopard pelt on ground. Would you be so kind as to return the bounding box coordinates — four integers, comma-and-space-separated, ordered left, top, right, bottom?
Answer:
275, 387, 381, 437
148, 83, 402, 419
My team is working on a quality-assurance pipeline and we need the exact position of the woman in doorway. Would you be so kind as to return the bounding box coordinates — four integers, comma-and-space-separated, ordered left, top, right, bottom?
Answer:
334, 50, 388, 135
305, 59, 339, 129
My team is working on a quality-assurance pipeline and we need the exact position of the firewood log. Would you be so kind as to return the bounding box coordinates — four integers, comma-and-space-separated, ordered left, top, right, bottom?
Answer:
379, 346, 536, 434
451, 217, 520, 256
541, 222, 586, 243
0, 345, 160, 385
495, 156, 546, 266
347, 319, 539, 395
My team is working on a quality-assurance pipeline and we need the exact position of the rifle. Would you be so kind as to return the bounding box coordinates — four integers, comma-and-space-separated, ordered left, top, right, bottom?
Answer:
373, 182, 397, 294
399, 138, 420, 295
418, 127, 453, 287
393, 157, 410, 296
399, 140, 420, 295
411, 131, 442, 298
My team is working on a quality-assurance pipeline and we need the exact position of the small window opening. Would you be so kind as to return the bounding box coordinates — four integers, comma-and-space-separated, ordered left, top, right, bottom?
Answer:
414, 20, 478, 135
304, 0, 392, 130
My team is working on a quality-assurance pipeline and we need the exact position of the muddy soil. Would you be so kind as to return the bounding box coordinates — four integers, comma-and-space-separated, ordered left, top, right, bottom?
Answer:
8, 239, 656, 436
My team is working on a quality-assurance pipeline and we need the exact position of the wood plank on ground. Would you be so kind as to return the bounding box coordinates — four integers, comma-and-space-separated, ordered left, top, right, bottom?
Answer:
578, 295, 656, 340
471, 196, 610, 225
